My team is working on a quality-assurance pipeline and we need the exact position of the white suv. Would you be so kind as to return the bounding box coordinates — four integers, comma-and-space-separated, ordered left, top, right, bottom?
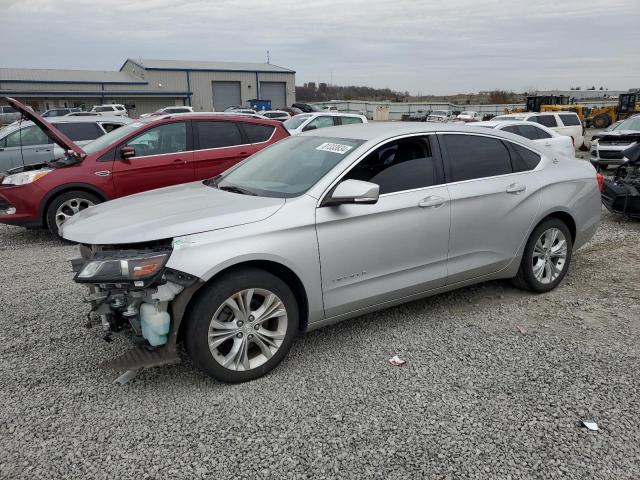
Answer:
493, 111, 584, 148
283, 112, 368, 135
89, 104, 128, 117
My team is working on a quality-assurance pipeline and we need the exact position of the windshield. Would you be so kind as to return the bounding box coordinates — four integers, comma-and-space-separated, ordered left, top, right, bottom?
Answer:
611, 117, 640, 131
82, 121, 142, 154
283, 114, 311, 130
214, 136, 366, 198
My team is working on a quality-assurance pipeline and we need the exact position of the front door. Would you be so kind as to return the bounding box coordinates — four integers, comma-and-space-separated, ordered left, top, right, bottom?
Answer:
439, 133, 542, 284
112, 121, 194, 197
0, 125, 54, 171
316, 135, 450, 318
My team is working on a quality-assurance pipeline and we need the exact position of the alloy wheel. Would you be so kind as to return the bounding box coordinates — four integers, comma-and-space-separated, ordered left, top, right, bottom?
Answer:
531, 227, 568, 284
55, 198, 94, 229
208, 288, 288, 371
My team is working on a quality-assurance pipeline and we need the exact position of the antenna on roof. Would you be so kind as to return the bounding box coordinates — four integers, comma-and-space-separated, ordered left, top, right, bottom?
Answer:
266, 50, 270, 64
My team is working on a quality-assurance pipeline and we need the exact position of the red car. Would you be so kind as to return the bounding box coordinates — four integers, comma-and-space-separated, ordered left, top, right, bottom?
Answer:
0, 98, 289, 237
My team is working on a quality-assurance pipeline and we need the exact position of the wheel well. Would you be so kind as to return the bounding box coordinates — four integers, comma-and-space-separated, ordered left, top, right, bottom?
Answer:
540, 211, 576, 243
177, 260, 310, 341
41, 186, 107, 226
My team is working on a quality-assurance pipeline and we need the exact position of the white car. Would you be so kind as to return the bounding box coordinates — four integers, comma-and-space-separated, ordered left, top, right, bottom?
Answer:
283, 112, 368, 135
139, 106, 194, 119
456, 111, 482, 122
474, 120, 575, 158
426, 110, 452, 122
89, 104, 128, 117
259, 110, 291, 121
493, 111, 584, 148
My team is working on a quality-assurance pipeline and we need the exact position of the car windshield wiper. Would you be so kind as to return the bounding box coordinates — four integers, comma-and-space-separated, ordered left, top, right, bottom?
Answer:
219, 184, 257, 196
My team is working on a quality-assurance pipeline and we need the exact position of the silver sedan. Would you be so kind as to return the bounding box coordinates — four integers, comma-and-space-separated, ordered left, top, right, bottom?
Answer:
63, 123, 602, 383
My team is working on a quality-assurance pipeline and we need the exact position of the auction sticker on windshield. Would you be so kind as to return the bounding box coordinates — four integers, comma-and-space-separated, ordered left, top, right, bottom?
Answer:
316, 142, 353, 155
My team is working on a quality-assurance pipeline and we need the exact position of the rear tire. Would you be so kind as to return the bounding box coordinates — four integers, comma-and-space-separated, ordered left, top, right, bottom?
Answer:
513, 218, 573, 293
45, 190, 101, 239
184, 268, 298, 383
592, 113, 611, 129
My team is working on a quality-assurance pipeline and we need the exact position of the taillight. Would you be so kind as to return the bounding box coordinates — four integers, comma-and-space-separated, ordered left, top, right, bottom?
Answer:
596, 173, 604, 192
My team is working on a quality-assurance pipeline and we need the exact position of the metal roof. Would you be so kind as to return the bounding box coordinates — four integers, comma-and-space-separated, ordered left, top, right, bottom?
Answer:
125, 58, 295, 73
0, 68, 147, 84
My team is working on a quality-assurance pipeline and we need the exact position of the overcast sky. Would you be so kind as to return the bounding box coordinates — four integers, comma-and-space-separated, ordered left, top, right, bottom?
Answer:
1, 0, 638, 95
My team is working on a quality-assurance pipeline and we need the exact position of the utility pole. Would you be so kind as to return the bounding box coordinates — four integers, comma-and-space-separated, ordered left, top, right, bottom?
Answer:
266, 50, 270, 64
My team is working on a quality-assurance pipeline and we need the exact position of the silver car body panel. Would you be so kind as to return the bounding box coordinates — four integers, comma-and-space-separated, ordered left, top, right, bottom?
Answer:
63, 122, 601, 329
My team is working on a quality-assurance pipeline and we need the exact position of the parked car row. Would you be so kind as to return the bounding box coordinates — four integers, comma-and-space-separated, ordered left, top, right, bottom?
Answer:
0, 98, 288, 237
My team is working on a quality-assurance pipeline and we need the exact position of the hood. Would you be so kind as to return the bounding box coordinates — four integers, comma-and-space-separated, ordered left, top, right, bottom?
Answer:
4, 97, 86, 157
61, 181, 285, 245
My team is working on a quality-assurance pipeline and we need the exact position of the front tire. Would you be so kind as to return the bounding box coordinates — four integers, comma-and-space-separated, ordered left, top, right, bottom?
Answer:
592, 113, 611, 129
184, 268, 298, 383
514, 218, 573, 293
46, 190, 101, 239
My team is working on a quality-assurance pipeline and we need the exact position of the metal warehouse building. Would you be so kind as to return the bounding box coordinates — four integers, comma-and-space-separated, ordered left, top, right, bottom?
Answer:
0, 58, 296, 116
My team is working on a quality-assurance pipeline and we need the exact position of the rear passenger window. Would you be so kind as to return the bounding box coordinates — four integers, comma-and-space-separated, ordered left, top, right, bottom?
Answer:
532, 115, 557, 128
558, 114, 581, 126
100, 123, 124, 133
340, 116, 363, 125
524, 124, 551, 139
343, 137, 438, 194
506, 142, 541, 172
443, 134, 512, 182
242, 123, 275, 143
196, 121, 242, 149
56, 122, 102, 141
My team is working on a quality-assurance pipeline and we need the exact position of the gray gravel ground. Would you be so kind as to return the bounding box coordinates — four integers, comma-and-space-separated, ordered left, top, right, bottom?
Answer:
1, 210, 639, 480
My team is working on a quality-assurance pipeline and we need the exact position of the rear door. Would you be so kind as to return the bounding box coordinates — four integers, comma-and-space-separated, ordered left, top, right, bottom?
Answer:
440, 133, 542, 283
192, 120, 251, 178
112, 121, 194, 197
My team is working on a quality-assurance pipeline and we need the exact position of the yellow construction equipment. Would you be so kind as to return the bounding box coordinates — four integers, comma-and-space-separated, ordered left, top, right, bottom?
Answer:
586, 93, 640, 128
503, 95, 569, 115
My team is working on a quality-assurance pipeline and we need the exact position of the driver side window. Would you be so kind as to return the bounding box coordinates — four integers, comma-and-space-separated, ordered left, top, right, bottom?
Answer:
307, 116, 335, 130
342, 136, 440, 194
125, 122, 187, 157
5, 126, 52, 148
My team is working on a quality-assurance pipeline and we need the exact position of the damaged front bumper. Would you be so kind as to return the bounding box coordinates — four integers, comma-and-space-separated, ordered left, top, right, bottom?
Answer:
71, 241, 203, 371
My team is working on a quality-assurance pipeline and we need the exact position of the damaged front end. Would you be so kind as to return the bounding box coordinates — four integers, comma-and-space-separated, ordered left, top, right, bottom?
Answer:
71, 239, 201, 372
601, 141, 640, 219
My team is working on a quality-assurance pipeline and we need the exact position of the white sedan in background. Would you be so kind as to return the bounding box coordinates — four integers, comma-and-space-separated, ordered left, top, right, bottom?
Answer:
283, 112, 368, 135
474, 120, 575, 158
456, 111, 482, 122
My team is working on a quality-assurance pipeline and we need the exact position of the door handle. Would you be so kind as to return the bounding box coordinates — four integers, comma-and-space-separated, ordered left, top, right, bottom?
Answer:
544, 142, 552, 146
506, 183, 526, 194
172, 159, 188, 165
418, 195, 446, 208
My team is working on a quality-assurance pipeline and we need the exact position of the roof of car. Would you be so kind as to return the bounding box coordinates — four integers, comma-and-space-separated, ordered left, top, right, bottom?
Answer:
297, 112, 365, 118
139, 112, 282, 125
300, 121, 529, 142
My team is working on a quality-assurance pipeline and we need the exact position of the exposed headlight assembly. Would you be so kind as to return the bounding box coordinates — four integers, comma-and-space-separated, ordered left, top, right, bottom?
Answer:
75, 251, 171, 284
2, 169, 52, 186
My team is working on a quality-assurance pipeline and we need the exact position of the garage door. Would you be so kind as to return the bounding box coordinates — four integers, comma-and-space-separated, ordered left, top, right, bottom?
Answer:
260, 82, 286, 109
212, 81, 241, 111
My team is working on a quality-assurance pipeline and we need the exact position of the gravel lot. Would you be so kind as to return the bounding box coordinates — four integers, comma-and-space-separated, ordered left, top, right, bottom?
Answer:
1, 209, 639, 479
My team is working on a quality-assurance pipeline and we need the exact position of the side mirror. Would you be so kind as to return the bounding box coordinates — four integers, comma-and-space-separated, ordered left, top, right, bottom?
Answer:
302, 124, 317, 132
327, 179, 379, 206
120, 146, 135, 159
622, 143, 640, 165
